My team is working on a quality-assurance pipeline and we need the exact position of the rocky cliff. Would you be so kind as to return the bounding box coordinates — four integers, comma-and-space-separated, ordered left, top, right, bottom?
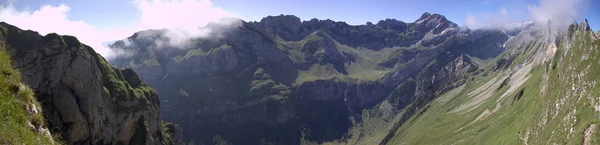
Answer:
108, 12, 518, 145
0, 22, 180, 145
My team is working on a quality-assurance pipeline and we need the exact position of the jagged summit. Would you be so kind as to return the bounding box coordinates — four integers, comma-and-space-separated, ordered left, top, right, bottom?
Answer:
111, 12, 459, 53
259, 14, 302, 24
257, 12, 453, 28
415, 12, 448, 23
106, 11, 521, 144
568, 18, 595, 36
251, 13, 458, 49
579, 18, 591, 31
376, 19, 407, 30
418, 12, 432, 21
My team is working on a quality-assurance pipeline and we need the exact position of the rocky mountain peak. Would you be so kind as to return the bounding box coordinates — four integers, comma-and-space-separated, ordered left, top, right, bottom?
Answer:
579, 18, 591, 32
253, 14, 304, 40
415, 12, 447, 23
130, 29, 166, 39
260, 14, 302, 24
412, 12, 458, 34
376, 19, 407, 31
258, 15, 302, 31
568, 18, 594, 39
417, 12, 432, 21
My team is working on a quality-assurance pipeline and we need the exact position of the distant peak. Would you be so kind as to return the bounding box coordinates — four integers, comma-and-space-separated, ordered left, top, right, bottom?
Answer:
205, 17, 244, 29
415, 12, 448, 23
130, 29, 166, 39
376, 19, 407, 30
376, 19, 401, 24
419, 12, 432, 21
579, 18, 590, 31
260, 14, 301, 23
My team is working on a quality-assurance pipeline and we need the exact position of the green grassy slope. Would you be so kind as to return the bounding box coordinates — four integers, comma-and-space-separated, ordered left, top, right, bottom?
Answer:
0, 41, 58, 144
386, 24, 600, 145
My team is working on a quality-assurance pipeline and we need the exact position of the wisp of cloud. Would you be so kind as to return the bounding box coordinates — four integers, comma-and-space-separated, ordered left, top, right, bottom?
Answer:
464, 0, 588, 31
0, 0, 242, 59
528, 0, 586, 30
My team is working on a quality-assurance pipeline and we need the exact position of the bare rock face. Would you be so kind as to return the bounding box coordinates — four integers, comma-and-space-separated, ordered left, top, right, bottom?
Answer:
0, 22, 177, 144
413, 12, 458, 34
579, 18, 591, 32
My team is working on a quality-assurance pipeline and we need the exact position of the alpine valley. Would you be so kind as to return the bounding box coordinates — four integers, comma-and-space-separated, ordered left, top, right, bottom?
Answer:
1, 11, 600, 145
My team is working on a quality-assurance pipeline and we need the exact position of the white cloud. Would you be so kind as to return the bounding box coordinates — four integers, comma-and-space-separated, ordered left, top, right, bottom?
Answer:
0, 4, 117, 57
134, 0, 235, 30
0, 0, 238, 58
132, 0, 242, 48
464, 13, 479, 28
528, 0, 584, 29
463, 8, 521, 30
500, 7, 508, 16
464, 0, 586, 30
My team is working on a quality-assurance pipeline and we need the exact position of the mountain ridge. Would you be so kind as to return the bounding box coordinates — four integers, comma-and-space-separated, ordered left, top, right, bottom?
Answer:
0, 9, 597, 145
107, 12, 530, 145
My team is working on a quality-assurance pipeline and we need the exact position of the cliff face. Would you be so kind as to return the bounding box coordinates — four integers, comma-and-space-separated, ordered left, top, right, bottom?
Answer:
0, 22, 179, 145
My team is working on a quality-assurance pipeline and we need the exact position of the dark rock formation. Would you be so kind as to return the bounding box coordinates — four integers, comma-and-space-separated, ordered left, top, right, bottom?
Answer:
0, 22, 180, 145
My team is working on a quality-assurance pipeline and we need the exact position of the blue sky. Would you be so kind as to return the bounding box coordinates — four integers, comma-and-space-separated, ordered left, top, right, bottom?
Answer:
8, 0, 599, 28
1, 0, 598, 56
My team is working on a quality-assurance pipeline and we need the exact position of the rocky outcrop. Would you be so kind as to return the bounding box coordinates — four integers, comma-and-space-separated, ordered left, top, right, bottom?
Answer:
578, 18, 591, 32
0, 22, 179, 144
376, 19, 407, 31
254, 15, 303, 41
161, 122, 184, 145
295, 31, 355, 73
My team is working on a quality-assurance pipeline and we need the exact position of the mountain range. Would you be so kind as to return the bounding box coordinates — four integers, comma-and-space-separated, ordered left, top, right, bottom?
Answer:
1, 12, 599, 145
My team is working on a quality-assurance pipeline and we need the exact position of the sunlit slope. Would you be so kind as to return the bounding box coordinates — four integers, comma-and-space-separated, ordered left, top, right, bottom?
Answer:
387, 21, 600, 145
0, 39, 57, 144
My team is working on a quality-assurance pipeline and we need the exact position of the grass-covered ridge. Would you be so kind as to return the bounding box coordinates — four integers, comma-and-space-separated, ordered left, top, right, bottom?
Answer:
0, 41, 57, 144
386, 23, 600, 144
95, 54, 158, 112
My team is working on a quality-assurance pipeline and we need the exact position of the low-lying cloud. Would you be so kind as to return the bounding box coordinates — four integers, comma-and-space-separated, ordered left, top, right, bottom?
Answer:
0, 0, 240, 58
133, 17, 242, 49
0, 4, 122, 56
464, 0, 588, 30
528, 0, 585, 30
